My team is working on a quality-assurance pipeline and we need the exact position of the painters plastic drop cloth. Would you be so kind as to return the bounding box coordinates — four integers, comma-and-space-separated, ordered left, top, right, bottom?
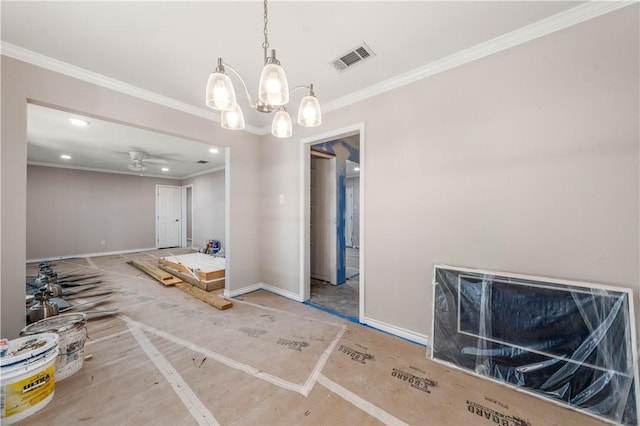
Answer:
431, 266, 638, 425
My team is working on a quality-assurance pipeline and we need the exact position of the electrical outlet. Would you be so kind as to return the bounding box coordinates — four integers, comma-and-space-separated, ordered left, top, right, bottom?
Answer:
100, 240, 106, 246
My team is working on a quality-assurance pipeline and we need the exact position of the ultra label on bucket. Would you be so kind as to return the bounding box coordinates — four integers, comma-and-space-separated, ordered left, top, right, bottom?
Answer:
1, 364, 55, 418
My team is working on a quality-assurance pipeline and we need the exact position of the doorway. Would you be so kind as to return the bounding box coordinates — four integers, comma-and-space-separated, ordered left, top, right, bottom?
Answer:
301, 123, 364, 322
346, 185, 354, 248
345, 159, 360, 286
310, 151, 338, 284
156, 184, 182, 248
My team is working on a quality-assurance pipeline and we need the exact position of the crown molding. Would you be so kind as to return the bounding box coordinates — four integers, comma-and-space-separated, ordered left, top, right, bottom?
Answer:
1, 41, 264, 135
181, 165, 226, 180
320, 1, 636, 116
4, 1, 634, 137
25, 160, 218, 180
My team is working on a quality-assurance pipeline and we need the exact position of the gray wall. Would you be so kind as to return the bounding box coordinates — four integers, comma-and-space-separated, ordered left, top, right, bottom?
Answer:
1, 56, 261, 338
259, 7, 639, 341
26, 165, 177, 259
182, 170, 226, 252
26, 166, 225, 260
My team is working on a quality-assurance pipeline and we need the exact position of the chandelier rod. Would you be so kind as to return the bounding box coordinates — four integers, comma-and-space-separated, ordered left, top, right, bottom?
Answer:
222, 62, 257, 109
290, 84, 314, 93
262, 0, 269, 64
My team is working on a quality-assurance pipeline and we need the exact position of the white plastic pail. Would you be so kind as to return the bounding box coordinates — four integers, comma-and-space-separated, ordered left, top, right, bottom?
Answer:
0, 333, 59, 424
21, 313, 88, 381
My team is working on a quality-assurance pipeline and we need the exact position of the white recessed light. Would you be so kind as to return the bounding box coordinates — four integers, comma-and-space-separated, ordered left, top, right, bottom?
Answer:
161, 167, 169, 172
209, 148, 219, 154
354, 167, 360, 171
69, 118, 89, 127
60, 154, 72, 160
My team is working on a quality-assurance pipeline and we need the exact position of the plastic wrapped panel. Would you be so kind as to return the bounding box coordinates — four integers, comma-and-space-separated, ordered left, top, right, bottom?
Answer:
431, 265, 638, 425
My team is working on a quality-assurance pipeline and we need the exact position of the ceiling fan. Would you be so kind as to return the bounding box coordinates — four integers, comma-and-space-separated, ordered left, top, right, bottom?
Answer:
126, 150, 168, 172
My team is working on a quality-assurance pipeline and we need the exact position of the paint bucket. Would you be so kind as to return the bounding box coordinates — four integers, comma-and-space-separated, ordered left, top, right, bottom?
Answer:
21, 313, 88, 381
0, 333, 59, 424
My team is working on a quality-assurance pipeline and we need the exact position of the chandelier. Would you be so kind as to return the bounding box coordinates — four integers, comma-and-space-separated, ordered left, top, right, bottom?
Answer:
205, 0, 322, 138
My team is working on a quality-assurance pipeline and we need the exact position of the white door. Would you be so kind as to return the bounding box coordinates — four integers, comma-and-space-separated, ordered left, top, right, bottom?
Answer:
346, 185, 354, 248
310, 156, 337, 284
156, 185, 182, 248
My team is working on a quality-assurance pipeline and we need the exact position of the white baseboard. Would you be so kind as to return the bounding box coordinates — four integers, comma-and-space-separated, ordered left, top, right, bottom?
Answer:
27, 247, 157, 263
225, 283, 429, 346
363, 316, 430, 347
224, 282, 305, 302
224, 283, 262, 298
260, 283, 306, 302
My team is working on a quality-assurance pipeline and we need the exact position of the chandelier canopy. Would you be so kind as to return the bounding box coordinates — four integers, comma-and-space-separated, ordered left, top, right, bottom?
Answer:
205, 0, 322, 138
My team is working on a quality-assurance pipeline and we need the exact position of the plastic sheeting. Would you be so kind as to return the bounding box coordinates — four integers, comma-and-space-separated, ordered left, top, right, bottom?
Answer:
431, 266, 638, 425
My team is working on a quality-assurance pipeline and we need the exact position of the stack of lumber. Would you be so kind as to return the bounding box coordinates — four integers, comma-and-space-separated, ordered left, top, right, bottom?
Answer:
127, 258, 232, 310
158, 253, 225, 291
126, 260, 181, 286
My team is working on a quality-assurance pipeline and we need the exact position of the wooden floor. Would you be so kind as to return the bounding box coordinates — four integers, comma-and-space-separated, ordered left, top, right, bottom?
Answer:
18, 249, 606, 425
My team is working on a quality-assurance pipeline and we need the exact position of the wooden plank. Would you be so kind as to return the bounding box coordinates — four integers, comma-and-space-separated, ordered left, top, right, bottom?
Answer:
157, 264, 224, 292
198, 277, 225, 292
158, 258, 193, 276
175, 282, 232, 310
200, 269, 225, 281
127, 260, 182, 286
159, 253, 225, 282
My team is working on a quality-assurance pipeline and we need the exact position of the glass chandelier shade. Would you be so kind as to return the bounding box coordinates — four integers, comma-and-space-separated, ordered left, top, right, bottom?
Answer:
258, 53, 289, 106
205, 0, 320, 138
297, 94, 321, 127
221, 104, 245, 130
206, 70, 236, 111
272, 107, 292, 138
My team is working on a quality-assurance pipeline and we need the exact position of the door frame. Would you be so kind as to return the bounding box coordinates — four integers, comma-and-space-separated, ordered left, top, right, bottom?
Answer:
299, 122, 365, 321
155, 184, 182, 249
181, 184, 194, 248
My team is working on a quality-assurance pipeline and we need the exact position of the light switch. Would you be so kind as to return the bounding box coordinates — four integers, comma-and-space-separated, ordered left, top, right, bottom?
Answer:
279, 194, 285, 204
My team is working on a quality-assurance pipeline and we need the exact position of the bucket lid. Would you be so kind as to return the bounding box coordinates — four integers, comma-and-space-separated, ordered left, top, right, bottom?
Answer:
21, 313, 87, 334
0, 333, 59, 367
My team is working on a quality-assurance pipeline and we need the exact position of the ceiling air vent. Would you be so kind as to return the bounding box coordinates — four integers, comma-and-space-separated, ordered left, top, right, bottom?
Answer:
330, 42, 375, 72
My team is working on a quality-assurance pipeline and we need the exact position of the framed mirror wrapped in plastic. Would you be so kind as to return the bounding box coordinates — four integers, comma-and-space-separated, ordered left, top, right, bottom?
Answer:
431, 265, 638, 425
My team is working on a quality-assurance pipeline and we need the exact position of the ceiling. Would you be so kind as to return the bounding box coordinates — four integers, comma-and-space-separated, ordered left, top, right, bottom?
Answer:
27, 103, 225, 179
1, 1, 592, 177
